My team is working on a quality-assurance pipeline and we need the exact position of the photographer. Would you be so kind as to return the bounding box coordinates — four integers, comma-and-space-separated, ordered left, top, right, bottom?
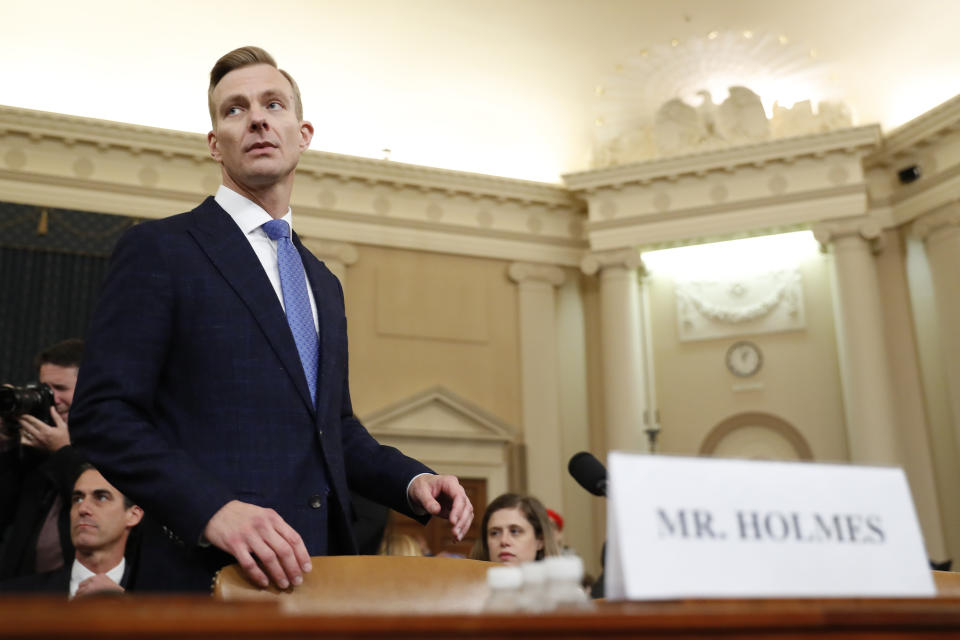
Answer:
0, 339, 86, 580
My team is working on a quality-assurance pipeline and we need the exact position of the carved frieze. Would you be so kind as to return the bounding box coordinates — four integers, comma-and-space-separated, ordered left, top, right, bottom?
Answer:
566, 126, 879, 251
675, 267, 806, 342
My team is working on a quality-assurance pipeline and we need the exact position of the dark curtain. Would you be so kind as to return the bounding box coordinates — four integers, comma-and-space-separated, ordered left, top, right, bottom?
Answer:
0, 202, 138, 383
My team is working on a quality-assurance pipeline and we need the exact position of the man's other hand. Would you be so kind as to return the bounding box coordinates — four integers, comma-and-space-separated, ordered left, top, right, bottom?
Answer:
18, 406, 70, 452
74, 574, 124, 598
408, 474, 474, 541
203, 500, 312, 590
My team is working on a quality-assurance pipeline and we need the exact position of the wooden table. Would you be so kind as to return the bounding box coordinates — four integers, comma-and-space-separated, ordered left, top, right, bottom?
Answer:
1, 596, 959, 639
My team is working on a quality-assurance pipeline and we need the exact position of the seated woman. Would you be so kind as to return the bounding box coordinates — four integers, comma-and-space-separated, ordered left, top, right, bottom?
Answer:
470, 493, 560, 564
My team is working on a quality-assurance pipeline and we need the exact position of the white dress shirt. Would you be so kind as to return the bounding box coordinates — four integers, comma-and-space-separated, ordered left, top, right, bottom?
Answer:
69, 557, 125, 598
215, 185, 319, 332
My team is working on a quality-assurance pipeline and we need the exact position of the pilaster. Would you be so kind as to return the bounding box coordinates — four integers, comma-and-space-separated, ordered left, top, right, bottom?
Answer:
913, 202, 960, 456
580, 248, 650, 454
813, 219, 899, 465
508, 262, 566, 510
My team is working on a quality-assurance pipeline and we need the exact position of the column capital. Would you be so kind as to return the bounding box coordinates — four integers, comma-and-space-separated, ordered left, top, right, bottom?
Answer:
912, 201, 960, 242
580, 247, 643, 276
300, 238, 359, 267
508, 262, 566, 287
812, 217, 885, 254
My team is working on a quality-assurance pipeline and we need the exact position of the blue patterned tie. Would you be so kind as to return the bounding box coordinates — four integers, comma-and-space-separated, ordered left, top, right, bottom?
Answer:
262, 219, 319, 406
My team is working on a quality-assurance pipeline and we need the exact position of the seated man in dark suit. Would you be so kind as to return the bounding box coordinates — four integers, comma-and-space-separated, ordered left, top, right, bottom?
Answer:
0, 464, 143, 597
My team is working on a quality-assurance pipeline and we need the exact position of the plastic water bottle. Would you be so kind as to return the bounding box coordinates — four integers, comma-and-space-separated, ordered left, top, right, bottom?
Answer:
543, 555, 594, 611
484, 565, 523, 613
517, 561, 548, 612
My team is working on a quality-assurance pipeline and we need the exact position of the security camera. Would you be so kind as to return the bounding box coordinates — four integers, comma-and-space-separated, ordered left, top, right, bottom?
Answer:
898, 165, 921, 184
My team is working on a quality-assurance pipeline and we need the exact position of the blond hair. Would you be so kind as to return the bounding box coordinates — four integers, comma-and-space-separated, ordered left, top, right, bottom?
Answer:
208, 46, 303, 123
377, 533, 424, 557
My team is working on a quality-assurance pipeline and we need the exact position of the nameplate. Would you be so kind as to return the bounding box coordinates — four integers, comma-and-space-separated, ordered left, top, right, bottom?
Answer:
605, 453, 935, 599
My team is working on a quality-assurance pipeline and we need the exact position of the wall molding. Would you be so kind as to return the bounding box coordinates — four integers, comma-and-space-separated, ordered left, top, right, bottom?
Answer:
699, 411, 814, 460
0, 105, 587, 266
565, 126, 879, 251
564, 126, 881, 192
866, 94, 960, 163
8, 101, 960, 263
361, 386, 519, 501
863, 95, 960, 227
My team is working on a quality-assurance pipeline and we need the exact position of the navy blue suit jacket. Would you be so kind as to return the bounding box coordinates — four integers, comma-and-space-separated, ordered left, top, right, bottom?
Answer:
70, 197, 432, 591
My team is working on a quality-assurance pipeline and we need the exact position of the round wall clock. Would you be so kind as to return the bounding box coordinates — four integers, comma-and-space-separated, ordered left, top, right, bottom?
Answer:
726, 340, 763, 377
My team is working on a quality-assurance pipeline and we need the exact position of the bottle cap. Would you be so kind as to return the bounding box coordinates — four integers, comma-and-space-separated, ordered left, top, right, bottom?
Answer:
520, 560, 547, 584
543, 555, 584, 581
487, 565, 523, 589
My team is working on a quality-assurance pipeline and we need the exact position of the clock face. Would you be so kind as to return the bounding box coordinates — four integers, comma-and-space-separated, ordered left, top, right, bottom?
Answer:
726, 341, 762, 377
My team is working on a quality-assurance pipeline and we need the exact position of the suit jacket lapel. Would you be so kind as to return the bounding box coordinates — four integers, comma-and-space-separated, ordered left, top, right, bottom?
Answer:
57, 565, 72, 593
187, 198, 316, 414
119, 558, 133, 589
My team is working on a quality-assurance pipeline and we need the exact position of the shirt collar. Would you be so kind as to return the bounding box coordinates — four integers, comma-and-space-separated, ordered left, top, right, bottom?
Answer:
215, 184, 293, 235
70, 557, 125, 596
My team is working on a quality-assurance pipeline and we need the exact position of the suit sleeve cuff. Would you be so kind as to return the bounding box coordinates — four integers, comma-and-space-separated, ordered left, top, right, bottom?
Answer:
406, 472, 434, 516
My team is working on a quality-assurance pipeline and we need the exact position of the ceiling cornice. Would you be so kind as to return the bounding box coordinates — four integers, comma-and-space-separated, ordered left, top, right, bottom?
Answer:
301, 152, 573, 208
0, 105, 208, 158
866, 94, 960, 165
563, 126, 882, 192
0, 105, 575, 210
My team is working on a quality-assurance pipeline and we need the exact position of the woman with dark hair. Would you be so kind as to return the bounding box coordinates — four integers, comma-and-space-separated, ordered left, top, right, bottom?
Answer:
470, 493, 560, 564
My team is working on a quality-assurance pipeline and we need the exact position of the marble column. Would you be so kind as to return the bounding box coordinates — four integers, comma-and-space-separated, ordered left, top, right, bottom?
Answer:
301, 238, 359, 294
508, 262, 566, 511
813, 220, 899, 465
581, 248, 649, 454
914, 202, 960, 452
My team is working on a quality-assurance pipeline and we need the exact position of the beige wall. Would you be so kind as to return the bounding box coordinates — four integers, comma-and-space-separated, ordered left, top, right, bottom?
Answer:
345, 244, 521, 432
649, 254, 848, 461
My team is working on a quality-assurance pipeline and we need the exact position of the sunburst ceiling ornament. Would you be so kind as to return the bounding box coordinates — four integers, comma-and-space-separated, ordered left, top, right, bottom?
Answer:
591, 30, 851, 166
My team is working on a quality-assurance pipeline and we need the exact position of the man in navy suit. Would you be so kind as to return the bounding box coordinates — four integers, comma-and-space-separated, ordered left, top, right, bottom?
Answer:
69, 46, 473, 592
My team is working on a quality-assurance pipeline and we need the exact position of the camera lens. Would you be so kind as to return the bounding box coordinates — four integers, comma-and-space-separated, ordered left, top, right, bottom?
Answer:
0, 383, 54, 423
0, 387, 19, 417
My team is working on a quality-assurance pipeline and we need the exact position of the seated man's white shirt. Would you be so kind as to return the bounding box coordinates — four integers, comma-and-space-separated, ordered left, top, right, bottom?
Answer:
69, 557, 125, 598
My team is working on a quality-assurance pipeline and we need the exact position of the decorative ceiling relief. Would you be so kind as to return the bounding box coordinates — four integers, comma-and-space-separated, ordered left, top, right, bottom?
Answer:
593, 30, 854, 168
675, 267, 805, 341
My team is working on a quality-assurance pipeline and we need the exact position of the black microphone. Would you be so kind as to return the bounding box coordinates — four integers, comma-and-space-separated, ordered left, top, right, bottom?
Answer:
568, 451, 608, 497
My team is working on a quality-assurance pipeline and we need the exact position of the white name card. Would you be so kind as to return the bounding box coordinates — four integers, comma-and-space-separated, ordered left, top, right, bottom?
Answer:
606, 453, 935, 600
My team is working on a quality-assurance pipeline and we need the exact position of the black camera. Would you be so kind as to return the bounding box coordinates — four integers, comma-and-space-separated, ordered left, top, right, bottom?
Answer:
0, 382, 55, 426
